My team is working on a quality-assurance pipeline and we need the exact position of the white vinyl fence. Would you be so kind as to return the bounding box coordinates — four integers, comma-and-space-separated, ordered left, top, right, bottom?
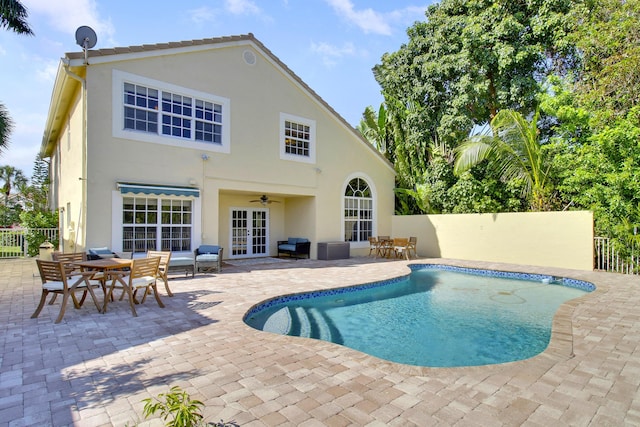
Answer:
0, 228, 59, 258
594, 236, 639, 275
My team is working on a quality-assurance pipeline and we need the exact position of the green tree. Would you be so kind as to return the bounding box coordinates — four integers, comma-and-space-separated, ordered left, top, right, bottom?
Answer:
0, 103, 12, 155
1, 0, 33, 154
357, 103, 392, 157
371, 0, 577, 214
0, 0, 33, 35
552, 107, 640, 248
0, 165, 26, 207
20, 154, 50, 211
19, 209, 59, 256
454, 109, 553, 211
0, 165, 26, 205
569, 0, 640, 121
374, 0, 575, 153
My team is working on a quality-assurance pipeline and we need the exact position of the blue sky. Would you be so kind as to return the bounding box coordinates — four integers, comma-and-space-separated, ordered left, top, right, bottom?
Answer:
0, 0, 432, 178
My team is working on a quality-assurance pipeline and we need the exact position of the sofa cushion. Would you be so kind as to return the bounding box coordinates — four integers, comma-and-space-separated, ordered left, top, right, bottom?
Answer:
89, 247, 116, 259
287, 238, 308, 245
196, 254, 219, 262
169, 257, 194, 267
198, 245, 219, 254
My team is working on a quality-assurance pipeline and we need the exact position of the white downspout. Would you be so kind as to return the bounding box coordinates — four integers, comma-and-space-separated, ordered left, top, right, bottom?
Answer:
62, 58, 87, 250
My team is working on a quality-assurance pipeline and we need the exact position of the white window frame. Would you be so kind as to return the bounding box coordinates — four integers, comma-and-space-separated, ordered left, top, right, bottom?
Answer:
279, 112, 316, 164
111, 190, 202, 256
341, 173, 377, 248
113, 70, 231, 153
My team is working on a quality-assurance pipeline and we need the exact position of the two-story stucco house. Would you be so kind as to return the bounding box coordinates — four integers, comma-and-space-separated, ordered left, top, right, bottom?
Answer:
40, 33, 395, 260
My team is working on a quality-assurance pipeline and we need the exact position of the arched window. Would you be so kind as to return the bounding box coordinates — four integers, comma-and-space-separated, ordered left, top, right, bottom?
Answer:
344, 177, 373, 242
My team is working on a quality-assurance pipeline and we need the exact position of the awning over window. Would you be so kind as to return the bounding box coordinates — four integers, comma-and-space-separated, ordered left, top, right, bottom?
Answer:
117, 183, 200, 198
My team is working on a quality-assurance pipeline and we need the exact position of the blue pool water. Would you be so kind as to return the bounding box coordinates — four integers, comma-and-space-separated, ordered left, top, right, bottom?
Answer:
244, 265, 594, 367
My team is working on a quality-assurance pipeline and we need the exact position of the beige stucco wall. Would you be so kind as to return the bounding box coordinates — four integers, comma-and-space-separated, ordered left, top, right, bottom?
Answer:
59, 40, 394, 256
392, 211, 594, 270
54, 94, 86, 252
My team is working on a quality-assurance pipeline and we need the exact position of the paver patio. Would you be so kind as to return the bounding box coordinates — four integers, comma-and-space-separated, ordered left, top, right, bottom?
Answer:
0, 256, 639, 426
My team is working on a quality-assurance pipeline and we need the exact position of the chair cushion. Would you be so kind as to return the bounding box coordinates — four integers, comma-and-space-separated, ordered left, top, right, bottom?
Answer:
43, 280, 93, 291
198, 245, 219, 254
43, 281, 65, 291
131, 276, 157, 289
278, 244, 296, 252
196, 254, 218, 262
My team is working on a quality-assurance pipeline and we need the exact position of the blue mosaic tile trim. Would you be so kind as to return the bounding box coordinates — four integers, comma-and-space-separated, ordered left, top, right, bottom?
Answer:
245, 275, 408, 319
245, 264, 595, 320
409, 264, 595, 292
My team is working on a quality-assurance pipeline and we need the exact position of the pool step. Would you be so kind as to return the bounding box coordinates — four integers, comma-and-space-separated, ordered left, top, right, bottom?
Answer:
283, 307, 332, 342
262, 307, 292, 335
308, 308, 333, 342
294, 307, 312, 337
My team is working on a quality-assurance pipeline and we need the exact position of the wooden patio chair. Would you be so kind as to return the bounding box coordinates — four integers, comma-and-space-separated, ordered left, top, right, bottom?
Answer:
368, 236, 379, 257
105, 256, 163, 317
32, 259, 103, 323
393, 237, 410, 260
407, 236, 418, 259
52, 251, 110, 302
147, 250, 173, 297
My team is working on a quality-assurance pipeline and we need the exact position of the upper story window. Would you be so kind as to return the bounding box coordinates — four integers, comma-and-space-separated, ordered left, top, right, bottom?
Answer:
114, 70, 230, 153
280, 113, 316, 164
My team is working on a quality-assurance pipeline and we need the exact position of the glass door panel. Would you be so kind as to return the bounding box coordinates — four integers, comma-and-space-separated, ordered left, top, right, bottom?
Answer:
230, 208, 269, 258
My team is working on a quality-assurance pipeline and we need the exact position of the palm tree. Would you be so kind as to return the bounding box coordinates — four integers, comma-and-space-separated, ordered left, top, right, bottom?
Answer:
0, 0, 34, 35
357, 103, 391, 156
1, 0, 33, 152
454, 109, 551, 211
0, 103, 12, 155
0, 165, 27, 206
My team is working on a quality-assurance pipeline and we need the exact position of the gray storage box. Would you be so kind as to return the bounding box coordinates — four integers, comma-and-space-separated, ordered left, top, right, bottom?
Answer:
317, 242, 350, 260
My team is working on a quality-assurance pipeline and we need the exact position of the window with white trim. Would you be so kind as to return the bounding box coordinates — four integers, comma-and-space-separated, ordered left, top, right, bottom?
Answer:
285, 121, 310, 156
344, 178, 373, 242
115, 70, 230, 152
280, 113, 316, 163
122, 196, 193, 253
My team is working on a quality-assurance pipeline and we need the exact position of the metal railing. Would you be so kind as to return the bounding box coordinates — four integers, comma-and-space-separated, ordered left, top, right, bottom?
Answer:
594, 236, 639, 275
0, 228, 59, 258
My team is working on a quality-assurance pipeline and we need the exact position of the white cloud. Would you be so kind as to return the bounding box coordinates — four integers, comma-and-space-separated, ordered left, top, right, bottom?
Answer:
325, 0, 429, 36
310, 41, 358, 67
187, 7, 219, 25
325, 0, 392, 35
36, 59, 59, 82
225, 0, 261, 16
23, 0, 115, 44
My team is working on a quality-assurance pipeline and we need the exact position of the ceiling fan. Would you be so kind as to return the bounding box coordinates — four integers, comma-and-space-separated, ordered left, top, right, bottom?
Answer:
249, 195, 280, 206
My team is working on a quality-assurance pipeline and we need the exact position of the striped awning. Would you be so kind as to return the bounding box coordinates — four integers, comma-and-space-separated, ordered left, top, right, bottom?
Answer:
117, 182, 200, 197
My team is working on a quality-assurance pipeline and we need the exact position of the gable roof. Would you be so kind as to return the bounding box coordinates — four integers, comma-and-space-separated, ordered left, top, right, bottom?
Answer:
41, 33, 394, 171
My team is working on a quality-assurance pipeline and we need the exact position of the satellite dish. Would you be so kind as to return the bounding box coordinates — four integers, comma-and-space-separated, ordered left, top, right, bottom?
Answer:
75, 26, 97, 50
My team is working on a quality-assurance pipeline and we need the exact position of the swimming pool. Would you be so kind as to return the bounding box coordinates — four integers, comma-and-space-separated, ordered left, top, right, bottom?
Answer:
244, 264, 595, 367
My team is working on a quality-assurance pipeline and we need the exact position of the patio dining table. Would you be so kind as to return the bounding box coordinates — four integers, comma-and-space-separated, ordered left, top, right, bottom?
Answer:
73, 258, 134, 314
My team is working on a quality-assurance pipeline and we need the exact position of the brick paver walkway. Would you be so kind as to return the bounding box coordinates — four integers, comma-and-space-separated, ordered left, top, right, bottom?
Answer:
0, 257, 638, 426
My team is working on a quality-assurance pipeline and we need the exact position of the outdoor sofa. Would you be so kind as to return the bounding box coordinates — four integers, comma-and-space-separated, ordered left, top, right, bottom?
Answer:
277, 238, 311, 259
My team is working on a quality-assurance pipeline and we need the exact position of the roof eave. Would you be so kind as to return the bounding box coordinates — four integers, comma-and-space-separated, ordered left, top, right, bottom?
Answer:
40, 59, 82, 158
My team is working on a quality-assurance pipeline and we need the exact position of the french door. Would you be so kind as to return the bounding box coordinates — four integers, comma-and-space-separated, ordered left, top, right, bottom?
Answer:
230, 208, 269, 258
